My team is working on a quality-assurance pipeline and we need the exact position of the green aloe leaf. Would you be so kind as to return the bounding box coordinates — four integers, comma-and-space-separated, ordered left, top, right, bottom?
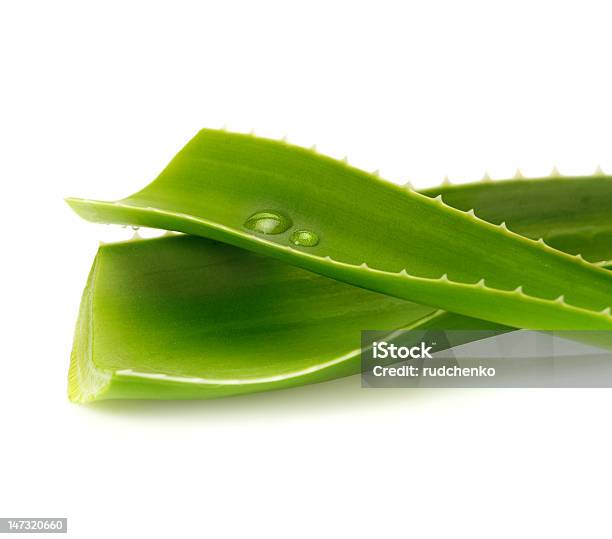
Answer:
68, 138, 612, 401
69, 235, 470, 402
422, 176, 612, 263
67, 129, 612, 330
69, 234, 610, 403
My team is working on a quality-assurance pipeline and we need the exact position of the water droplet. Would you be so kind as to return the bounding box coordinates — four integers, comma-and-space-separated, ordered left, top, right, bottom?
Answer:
290, 229, 319, 247
244, 211, 292, 235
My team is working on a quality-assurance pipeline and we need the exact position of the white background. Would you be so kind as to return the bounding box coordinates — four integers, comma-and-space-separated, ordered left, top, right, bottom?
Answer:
1, 1, 611, 537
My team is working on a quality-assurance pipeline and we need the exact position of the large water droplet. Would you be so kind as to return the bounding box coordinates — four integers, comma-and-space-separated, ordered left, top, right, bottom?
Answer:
290, 229, 319, 247
244, 211, 292, 235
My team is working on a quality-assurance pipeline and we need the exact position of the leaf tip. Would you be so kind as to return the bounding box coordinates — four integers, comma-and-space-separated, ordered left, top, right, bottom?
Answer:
549, 166, 562, 178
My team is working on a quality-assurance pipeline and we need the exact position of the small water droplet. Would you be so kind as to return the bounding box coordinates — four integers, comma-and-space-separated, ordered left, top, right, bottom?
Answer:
290, 229, 319, 247
244, 211, 292, 235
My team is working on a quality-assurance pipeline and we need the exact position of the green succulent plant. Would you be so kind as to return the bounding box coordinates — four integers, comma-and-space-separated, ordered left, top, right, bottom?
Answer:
66, 130, 612, 402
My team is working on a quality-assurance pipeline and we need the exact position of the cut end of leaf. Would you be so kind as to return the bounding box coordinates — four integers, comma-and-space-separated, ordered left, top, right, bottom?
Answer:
67, 253, 112, 403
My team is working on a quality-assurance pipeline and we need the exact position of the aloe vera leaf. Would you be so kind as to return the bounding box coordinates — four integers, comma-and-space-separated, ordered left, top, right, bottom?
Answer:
66, 130, 612, 329
70, 233, 610, 402
421, 177, 612, 263
70, 176, 612, 401
71, 235, 485, 402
